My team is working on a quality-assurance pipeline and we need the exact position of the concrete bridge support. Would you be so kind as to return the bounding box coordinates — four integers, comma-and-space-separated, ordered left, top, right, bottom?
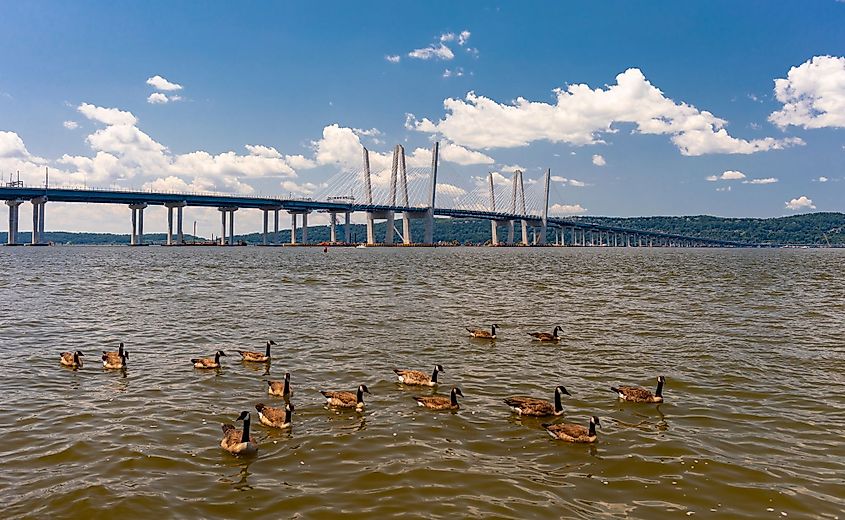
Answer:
31, 196, 47, 245
5, 200, 23, 245
262, 209, 269, 245
165, 201, 186, 245
129, 203, 147, 246
218, 207, 237, 245
365, 213, 375, 245
521, 220, 529, 245
273, 209, 280, 245
402, 213, 412, 244
329, 212, 337, 243
344, 212, 352, 243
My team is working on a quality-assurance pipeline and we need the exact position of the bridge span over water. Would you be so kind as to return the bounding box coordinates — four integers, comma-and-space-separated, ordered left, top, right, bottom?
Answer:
2, 143, 748, 248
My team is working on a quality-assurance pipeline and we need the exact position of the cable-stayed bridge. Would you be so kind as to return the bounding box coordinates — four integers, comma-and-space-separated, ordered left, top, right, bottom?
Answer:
1, 143, 749, 247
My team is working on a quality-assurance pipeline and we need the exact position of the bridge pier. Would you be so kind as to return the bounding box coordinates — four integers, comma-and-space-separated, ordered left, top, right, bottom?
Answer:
30, 196, 47, 245
366, 213, 375, 245
274, 209, 280, 245
329, 212, 337, 243
344, 212, 352, 243
218, 207, 237, 245
5, 200, 23, 245
129, 203, 147, 246
165, 201, 187, 245
302, 212, 308, 243
290, 212, 298, 244
385, 211, 394, 244
402, 213, 412, 245
262, 209, 269, 245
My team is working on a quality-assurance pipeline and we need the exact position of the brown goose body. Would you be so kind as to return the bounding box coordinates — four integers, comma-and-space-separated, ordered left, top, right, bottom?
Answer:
60, 351, 84, 368
221, 411, 258, 455
528, 326, 563, 342
102, 343, 129, 369
414, 387, 463, 410
611, 376, 665, 403
504, 386, 570, 417
321, 385, 370, 410
191, 350, 226, 369
236, 340, 275, 363
255, 403, 293, 429
467, 324, 497, 339
394, 364, 443, 386
543, 416, 601, 443
266, 373, 292, 397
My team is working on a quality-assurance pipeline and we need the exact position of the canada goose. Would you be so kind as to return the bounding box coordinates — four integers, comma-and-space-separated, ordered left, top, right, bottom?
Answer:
504, 385, 571, 416
60, 351, 84, 368
102, 342, 129, 369
191, 350, 226, 369
321, 384, 370, 410
393, 364, 444, 386
220, 411, 258, 455
266, 372, 292, 398
255, 402, 293, 429
466, 324, 497, 339
235, 340, 275, 363
611, 376, 665, 403
528, 326, 563, 342
543, 415, 601, 443
414, 386, 463, 410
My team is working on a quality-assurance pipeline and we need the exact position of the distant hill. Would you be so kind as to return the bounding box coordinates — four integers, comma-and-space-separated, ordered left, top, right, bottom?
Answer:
1, 213, 843, 246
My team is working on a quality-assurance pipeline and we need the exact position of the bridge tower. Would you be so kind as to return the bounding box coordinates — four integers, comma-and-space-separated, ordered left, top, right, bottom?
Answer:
538, 168, 551, 245
398, 145, 412, 244
423, 141, 439, 244
489, 173, 498, 245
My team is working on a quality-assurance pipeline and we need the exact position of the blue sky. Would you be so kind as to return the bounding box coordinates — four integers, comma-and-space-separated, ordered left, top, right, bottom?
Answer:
1, 1, 844, 233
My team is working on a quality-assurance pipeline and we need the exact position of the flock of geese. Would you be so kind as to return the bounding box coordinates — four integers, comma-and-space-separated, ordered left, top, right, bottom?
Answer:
59, 326, 667, 456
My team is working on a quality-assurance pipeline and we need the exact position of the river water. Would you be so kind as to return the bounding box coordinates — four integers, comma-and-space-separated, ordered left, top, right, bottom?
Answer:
0, 246, 842, 519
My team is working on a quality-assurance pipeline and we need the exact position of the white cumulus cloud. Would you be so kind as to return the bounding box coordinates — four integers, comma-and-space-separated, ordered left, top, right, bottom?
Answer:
458, 30, 471, 46
439, 142, 494, 165
410, 68, 802, 156
769, 55, 845, 129
550, 203, 587, 215
77, 103, 138, 126
706, 170, 747, 181
592, 154, 606, 166
146, 75, 183, 92
785, 196, 816, 210
147, 92, 169, 104
385, 55, 401, 63
63, 121, 79, 130
818, 176, 829, 182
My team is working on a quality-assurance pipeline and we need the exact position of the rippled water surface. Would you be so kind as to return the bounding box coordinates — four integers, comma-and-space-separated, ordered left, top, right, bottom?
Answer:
0, 246, 843, 519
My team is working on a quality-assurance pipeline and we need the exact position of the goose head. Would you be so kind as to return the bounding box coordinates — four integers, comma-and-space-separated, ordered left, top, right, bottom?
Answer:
216, 350, 227, 357
434, 364, 444, 373
590, 415, 602, 429
452, 387, 464, 398
555, 385, 571, 397
358, 384, 371, 395
236, 410, 250, 422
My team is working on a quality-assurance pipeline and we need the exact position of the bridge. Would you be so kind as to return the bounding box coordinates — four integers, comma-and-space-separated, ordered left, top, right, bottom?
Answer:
1, 143, 748, 248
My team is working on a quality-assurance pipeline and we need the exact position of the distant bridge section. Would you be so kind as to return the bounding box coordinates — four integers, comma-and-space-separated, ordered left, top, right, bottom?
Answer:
1, 143, 751, 248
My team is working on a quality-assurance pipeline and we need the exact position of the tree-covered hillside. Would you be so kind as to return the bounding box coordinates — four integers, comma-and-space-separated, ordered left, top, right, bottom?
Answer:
1, 213, 843, 246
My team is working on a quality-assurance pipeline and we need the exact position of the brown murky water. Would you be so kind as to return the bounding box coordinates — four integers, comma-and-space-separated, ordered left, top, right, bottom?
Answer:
0, 246, 843, 519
